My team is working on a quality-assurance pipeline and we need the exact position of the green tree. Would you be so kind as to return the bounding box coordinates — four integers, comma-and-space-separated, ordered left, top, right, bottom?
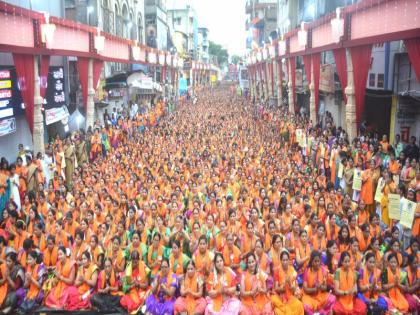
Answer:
209, 41, 228, 67
230, 55, 241, 65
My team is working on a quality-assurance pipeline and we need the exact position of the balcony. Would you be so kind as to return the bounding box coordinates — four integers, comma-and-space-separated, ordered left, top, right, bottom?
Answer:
246, 0, 277, 14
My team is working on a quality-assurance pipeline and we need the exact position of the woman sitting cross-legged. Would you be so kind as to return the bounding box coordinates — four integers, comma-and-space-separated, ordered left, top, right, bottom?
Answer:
271, 250, 304, 315
120, 250, 149, 314
205, 252, 241, 315
174, 260, 207, 315
90, 257, 123, 313
145, 257, 178, 315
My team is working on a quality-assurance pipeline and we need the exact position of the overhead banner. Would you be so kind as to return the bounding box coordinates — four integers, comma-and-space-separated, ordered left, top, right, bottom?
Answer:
0, 117, 16, 137
45, 106, 69, 125
45, 66, 66, 109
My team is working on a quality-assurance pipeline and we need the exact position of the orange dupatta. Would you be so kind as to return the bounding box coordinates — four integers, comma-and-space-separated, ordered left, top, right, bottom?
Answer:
184, 273, 203, 315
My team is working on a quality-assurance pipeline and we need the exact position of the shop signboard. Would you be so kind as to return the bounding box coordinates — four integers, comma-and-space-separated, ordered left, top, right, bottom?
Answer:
0, 117, 16, 137
0, 67, 24, 120
45, 106, 69, 125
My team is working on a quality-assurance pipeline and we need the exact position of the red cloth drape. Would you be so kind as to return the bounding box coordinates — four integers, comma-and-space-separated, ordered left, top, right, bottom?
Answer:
312, 53, 321, 116
77, 58, 103, 112
289, 57, 297, 112
333, 48, 348, 103
405, 38, 420, 82
13, 53, 35, 133
303, 55, 312, 85
93, 59, 103, 90
77, 57, 89, 112
351, 44, 372, 128
40, 55, 50, 99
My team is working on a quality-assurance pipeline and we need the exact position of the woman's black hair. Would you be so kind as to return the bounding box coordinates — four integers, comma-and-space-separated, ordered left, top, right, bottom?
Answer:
57, 246, 67, 256
338, 225, 350, 244
326, 240, 336, 273
364, 251, 375, 265
338, 251, 350, 268
82, 250, 91, 261
280, 250, 289, 260
387, 252, 398, 262
171, 239, 181, 249
245, 252, 257, 274
198, 235, 207, 244
183, 259, 196, 273
213, 252, 224, 267
272, 234, 282, 246
6, 251, 17, 263
308, 250, 322, 268
161, 257, 170, 268
23, 238, 34, 251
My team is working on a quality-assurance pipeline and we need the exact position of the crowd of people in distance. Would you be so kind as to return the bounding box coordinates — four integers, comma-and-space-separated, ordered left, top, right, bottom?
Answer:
0, 85, 419, 315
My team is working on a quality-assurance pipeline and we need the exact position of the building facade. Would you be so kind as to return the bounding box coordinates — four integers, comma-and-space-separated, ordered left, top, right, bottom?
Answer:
245, 0, 278, 49
0, 0, 67, 161
167, 1, 198, 60
197, 27, 209, 63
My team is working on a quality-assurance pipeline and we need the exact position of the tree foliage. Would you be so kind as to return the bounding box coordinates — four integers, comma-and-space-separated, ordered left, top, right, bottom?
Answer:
209, 41, 229, 67
230, 55, 241, 65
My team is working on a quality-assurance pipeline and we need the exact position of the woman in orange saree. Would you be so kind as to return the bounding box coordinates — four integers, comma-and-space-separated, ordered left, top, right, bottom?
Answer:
90, 257, 122, 312
357, 252, 387, 313
271, 250, 304, 315
240, 252, 273, 315
64, 250, 98, 311
205, 252, 240, 315
381, 252, 409, 313
18, 250, 45, 312
302, 251, 336, 315
45, 246, 76, 308
194, 235, 214, 278
174, 260, 206, 315
332, 251, 366, 315
120, 250, 149, 314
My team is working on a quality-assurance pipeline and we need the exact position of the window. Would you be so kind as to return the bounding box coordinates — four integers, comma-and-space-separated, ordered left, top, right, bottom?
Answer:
177, 17, 182, 25
377, 73, 384, 88
369, 73, 375, 87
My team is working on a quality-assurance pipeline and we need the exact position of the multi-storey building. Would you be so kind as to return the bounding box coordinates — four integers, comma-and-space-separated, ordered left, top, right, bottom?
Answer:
245, 0, 278, 49
167, 0, 198, 60
197, 27, 209, 63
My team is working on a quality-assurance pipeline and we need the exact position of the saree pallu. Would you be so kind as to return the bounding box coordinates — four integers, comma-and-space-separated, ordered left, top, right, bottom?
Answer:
18, 264, 45, 313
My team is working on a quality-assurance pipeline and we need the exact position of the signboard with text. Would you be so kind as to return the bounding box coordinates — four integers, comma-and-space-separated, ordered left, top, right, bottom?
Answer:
45, 66, 66, 109
0, 67, 24, 120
